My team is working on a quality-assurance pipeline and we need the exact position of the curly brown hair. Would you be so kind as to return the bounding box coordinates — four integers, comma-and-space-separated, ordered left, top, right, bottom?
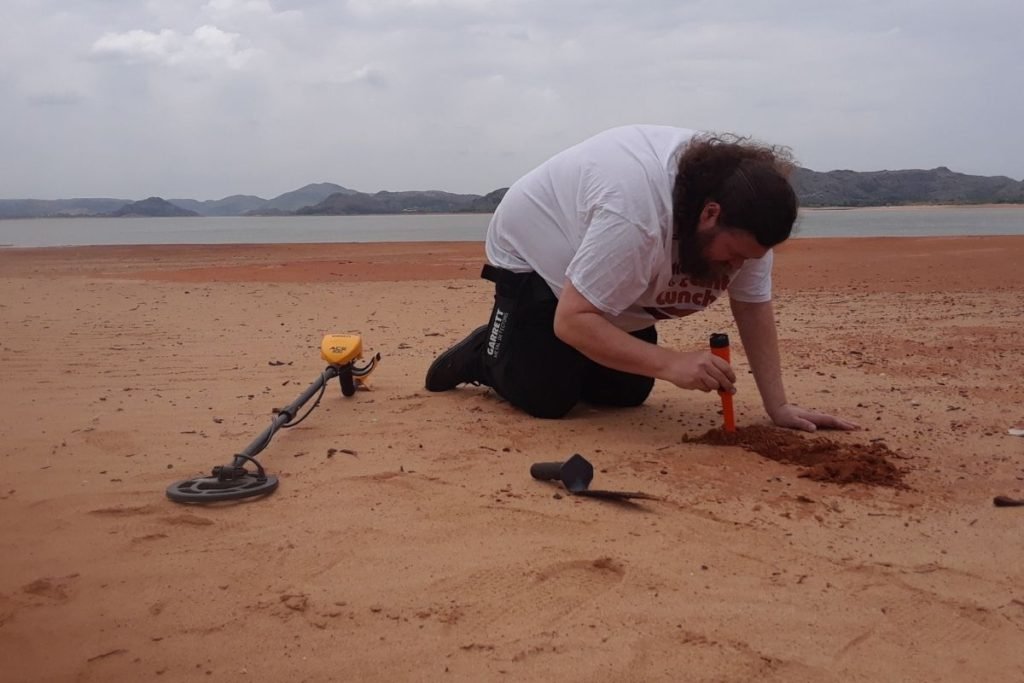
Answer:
672, 133, 798, 250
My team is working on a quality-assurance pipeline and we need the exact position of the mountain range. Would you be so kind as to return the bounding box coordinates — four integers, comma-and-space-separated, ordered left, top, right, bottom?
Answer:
1, 167, 1022, 219
790, 167, 1024, 206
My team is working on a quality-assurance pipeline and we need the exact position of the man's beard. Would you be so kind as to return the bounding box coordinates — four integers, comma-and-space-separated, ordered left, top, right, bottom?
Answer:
676, 227, 731, 281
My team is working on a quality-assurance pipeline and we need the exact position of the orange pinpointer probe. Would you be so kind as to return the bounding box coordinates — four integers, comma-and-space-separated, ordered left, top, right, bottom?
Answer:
709, 333, 736, 433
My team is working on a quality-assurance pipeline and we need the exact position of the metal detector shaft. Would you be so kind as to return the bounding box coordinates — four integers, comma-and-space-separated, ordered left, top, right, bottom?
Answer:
167, 333, 378, 504
228, 365, 342, 466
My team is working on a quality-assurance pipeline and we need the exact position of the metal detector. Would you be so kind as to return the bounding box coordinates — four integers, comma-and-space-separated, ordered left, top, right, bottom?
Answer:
165, 334, 380, 504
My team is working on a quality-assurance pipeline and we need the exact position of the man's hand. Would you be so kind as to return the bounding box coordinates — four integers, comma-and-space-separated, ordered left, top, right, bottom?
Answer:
768, 403, 860, 432
554, 283, 738, 393
666, 351, 736, 393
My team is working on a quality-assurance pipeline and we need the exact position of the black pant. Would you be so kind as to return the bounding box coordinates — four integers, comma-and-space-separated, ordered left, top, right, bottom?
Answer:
478, 265, 656, 419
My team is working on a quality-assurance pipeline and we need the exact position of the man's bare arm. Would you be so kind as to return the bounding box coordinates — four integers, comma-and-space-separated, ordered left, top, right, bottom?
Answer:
555, 282, 735, 392
730, 298, 859, 431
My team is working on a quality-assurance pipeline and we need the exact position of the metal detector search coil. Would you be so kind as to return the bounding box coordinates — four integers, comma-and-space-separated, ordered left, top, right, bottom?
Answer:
165, 334, 380, 504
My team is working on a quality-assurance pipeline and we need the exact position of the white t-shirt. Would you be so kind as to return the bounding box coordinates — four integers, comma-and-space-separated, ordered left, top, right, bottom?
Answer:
486, 125, 774, 332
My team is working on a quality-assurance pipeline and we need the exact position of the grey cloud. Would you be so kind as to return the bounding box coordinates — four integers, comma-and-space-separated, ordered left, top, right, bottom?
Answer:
1, 0, 1021, 199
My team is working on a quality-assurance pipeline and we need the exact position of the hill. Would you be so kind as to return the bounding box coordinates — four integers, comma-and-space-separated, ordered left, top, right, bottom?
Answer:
297, 189, 490, 215
3, 167, 1023, 219
466, 188, 508, 213
110, 197, 199, 218
791, 167, 1024, 207
170, 194, 267, 217
248, 183, 357, 215
0, 198, 129, 219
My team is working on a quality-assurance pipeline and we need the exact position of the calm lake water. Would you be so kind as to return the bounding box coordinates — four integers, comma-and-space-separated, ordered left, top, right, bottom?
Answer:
1, 207, 1022, 248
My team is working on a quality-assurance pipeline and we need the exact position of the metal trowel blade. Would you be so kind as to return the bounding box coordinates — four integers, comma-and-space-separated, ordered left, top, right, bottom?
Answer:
574, 489, 661, 501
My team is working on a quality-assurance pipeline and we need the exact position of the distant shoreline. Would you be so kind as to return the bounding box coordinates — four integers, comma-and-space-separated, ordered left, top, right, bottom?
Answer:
0, 211, 505, 220
3, 203, 1024, 220
803, 203, 1024, 211
3, 207, 1022, 247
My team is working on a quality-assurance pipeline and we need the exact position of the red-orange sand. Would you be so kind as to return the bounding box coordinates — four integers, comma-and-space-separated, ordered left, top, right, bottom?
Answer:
1, 236, 1023, 681
689, 425, 909, 488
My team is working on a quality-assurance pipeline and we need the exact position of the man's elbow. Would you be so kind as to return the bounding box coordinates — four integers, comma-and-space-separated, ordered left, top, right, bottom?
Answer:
552, 310, 573, 345
553, 307, 590, 349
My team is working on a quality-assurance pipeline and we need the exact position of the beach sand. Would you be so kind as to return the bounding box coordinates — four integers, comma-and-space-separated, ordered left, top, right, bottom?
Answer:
1, 236, 1023, 681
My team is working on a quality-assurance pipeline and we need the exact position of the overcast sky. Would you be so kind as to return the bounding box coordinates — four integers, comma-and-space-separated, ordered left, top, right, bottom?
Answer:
2, 0, 1022, 200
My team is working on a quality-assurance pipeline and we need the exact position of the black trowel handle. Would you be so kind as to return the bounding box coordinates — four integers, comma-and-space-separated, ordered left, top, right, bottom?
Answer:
530, 461, 565, 481
529, 454, 594, 493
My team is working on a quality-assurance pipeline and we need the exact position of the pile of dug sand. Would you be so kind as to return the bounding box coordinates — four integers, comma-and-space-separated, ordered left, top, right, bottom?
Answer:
688, 425, 909, 488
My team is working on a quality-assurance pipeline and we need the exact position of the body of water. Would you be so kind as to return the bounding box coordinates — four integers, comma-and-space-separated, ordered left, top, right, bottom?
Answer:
797, 206, 1024, 238
1, 206, 1022, 248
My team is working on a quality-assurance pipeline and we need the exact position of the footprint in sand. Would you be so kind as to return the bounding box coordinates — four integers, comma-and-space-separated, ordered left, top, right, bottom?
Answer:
22, 574, 80, 604
432, 557, 626, 635
88, 504, 157, 517
160, 514, 215, 527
